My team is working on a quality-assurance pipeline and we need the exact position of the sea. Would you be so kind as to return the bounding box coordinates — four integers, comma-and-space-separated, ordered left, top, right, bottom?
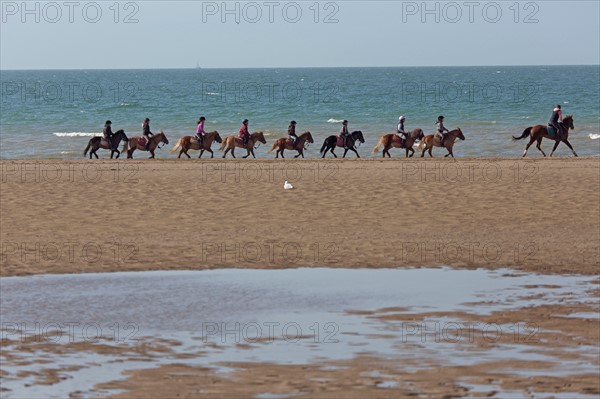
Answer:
1, 66, 599, 159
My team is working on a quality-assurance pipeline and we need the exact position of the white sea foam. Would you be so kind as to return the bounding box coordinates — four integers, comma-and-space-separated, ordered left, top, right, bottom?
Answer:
327, 118, 344, 123
205, 92, 220, 96
588, 133, 600, 140
53, 132, 100, 137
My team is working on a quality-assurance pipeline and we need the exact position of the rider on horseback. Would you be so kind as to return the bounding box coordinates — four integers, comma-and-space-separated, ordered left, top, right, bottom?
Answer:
435, 115, 449, 146
103, 120, 114, 150
548, 104, 564, 140
340, 120, 350, 148
142, 118, 153, 151
288, 120, 298, 149
239, 119, 250, 148
397, 115, 406, 141
195, 116, 206, 147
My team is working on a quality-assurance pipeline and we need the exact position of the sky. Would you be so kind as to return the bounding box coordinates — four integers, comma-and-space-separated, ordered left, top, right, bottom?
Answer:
1, 1, 599, 69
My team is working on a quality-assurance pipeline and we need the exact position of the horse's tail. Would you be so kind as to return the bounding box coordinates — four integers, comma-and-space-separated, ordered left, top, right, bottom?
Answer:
268, 140, 278, 153
372, 137, 385, 153
218, 139, 227, 151
512, 127, 531, 141
416, 138, 426, 151
169, 139, 182, 154
83, 140, 91, 157
320, 138, 329, 155
121, 139, 129, 154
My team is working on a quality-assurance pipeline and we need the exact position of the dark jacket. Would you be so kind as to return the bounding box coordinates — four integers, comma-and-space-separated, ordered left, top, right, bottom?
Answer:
288, 125, 297, 137
142, 123, 153, 136
103, 125, 113, 138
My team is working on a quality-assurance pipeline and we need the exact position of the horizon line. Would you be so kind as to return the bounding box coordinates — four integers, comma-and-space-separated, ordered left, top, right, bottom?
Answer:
1, 64, 599, 72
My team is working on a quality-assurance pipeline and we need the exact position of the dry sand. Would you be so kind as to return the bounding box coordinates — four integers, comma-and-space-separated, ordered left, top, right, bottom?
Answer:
1, 157, 598, 276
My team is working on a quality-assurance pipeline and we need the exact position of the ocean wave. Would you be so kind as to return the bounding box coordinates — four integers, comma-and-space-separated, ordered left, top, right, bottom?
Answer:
327, 119, 344, 123
205, 92, 220, 96
53, 132, 100, 137
589, 133, 600, 140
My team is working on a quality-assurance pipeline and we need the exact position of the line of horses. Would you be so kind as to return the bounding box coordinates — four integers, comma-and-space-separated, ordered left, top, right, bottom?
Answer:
83, 115, 578, 159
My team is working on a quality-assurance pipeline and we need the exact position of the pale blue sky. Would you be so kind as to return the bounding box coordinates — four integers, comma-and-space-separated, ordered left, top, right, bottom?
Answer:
1, 1, 599, 69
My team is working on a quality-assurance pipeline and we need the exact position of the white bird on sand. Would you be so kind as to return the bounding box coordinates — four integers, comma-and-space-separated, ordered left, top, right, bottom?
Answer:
284, 181, 294, 190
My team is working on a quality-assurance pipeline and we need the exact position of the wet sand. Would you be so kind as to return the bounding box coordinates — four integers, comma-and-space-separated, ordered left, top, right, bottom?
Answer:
1, 157, 599, 276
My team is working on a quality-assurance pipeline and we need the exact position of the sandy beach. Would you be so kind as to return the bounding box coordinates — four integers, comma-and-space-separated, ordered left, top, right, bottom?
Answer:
1, 157, 599, 398
1, 157, 598, 276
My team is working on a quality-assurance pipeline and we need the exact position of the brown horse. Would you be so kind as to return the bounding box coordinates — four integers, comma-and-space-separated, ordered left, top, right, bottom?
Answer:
512, 115, 577, 157
123, 131, 170, 159
169, 131, 223, 159
83, 129, 128, 159
219, 132, 267, 158
417, 128, 465, 157
268, 132, 314, 158
372, 128, 425, 158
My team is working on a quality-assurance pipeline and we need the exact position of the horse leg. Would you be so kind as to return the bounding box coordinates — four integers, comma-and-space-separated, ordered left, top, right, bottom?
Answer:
562, 139, 578, 157
536, 138, 546, 157
522, 137, 536, 157
549, 139, 560, 157
149, 149, 155, 159
342, 148, 348, 158
184, 149, 191, 159
428, 147, 433, 157
231, 148, 236, 159
408, 147, 414, 158
351, 148, 360, 158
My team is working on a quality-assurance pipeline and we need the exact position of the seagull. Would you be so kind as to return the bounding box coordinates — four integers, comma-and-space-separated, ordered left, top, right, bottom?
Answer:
284, 181, 294, 190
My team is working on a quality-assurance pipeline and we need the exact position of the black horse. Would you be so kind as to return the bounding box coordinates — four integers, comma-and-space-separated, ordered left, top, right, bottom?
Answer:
320, 131, 365, 158
84, 129, 129, 159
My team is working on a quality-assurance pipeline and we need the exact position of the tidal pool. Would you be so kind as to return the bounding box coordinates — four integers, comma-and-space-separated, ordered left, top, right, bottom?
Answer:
1, 267, 598, 398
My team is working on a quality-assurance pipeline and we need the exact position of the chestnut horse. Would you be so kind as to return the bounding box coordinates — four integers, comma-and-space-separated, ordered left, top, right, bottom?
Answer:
320, 131, 365, 158
417, 128, 465, 157
219, 132, 267, 158
122, 131, 170, 159
169, 131, 223, 159
268, 132, 314, 158
83, 129, 128, 159
512, 115, 577, 157
372, 128, 425, 158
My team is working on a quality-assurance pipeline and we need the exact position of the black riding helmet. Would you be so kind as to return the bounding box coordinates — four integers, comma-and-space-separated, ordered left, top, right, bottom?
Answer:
105, 120, 112, 125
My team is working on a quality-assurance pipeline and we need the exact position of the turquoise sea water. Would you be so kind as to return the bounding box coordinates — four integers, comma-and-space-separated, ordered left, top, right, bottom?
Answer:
1, 66, 599, 158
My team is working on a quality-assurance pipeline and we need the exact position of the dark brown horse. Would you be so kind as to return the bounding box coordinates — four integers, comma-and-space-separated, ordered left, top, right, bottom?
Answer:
372, 128, 425, 158
219, 132, 267, 158
417, 128, 465, 157
123, 131, 170, 159
169, 131, 223, 159
512, 115, 577, 157
83, 130, 128, 159
320, 131, 365, 158
268, 132, 314, 158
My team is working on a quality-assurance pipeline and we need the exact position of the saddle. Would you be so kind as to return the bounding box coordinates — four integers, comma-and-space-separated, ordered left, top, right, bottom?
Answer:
546, 124, 563, 138
101, 138, 116, 150
236, 137, 249, 147
137, 136, 147, 146
287, 138, 297, 149
393, 135, 405, 147
336, 136, 347, 147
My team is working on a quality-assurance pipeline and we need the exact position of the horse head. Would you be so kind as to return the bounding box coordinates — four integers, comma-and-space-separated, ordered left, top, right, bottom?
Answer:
301, 131, 314, 143
212, 131, 223, 143
253, 132, 267, 144
413, 128, 425, 140
563, 115, 574, 130
352, 130, 365, 143
455, 128, 465, 141
158, 130, 169, 145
